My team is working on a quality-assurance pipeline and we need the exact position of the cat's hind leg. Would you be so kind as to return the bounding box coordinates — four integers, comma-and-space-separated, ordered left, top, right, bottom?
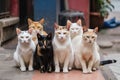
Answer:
13, 52, 20, 67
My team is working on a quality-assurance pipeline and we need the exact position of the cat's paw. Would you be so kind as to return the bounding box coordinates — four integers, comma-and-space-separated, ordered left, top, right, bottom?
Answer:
88, 69, 92, 73
68, 67, 72, 71
83, 70, 88, 74
92, 67, 97, 71
55, 68, 60, 73
63, 68, 68, 73
28, 66, 34, 71
20, 67, 26, 72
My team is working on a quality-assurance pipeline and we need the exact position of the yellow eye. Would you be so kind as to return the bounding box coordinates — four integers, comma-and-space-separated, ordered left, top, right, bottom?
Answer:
32, 26, 35, 28
63, 32, 66, 34
58, 32, 61, 34
37, 26, 40, 28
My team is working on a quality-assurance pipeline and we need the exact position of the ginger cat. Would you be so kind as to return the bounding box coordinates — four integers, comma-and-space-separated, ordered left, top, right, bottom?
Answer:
28, 18, 47, 45
52, 23, 74, 73
78, 27, 100, 73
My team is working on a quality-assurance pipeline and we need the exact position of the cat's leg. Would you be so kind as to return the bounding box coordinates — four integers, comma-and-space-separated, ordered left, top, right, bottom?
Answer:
69, 54, 74, 70
93, 60, 100, 71
13, 51, 20, 67
79, 57, 88, 73
54, 54, 60, 72
63, 54, 70, 73
18, 55, 26, 71
88, 59, 94, 73
28, 55, 34, 71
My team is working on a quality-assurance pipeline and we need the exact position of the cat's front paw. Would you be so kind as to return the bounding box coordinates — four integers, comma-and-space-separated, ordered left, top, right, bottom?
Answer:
28, 66, 34, 71
55, 68, 60, 73
20, 66, 26, 72
83, 70, 88, 74
88, 69, 92, 73
63, 68, 68, 73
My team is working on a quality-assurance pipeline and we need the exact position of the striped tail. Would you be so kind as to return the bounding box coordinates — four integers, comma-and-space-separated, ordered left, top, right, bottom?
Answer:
100, 59, 117, 66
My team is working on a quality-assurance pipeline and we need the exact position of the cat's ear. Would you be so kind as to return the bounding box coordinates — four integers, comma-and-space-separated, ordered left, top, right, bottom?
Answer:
93, 27, 98, 33
16, 28, 21, 35
66, 20, 72, 30
83, 26, 88, 33
28, 18, 33, 25
77, 19, 82, 26
37, 33, 43, 40
39, 18, 45, 25
28, 28, 33, 34
47, 33, 52, 40
54, 23, 59, 30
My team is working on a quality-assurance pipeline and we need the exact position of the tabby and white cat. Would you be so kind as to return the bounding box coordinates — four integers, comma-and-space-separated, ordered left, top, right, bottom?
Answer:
28, 18, 47, 45
78, 27, 100, 73
14, 28, 36, 71
52, 23, 74, 73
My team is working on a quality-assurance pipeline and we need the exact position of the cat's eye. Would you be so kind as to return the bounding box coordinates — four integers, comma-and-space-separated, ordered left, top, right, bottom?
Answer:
86, 36, 89, 38
37, 26, 40, 28
63, 32, 66, 34
58, 32, 61, 34
21, 36, 24, 38
32, 26, 35, 28
92, 36, 95, 38
26, 36, 29, 38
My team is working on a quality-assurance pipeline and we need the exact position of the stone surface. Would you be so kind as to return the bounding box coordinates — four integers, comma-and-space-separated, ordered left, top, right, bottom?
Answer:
98, 41, 113, 48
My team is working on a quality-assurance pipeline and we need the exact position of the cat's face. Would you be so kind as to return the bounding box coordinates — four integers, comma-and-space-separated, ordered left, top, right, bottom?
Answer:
16, 28, 32, 43
83, 27, 98, 44
67, 19, 83, 38
28, 18, 45, 34
54, 23, 69, 42
37, 33, 52, 50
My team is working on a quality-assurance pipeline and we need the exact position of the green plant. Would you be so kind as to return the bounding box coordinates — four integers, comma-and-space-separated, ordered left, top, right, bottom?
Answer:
96, 0, 114, 18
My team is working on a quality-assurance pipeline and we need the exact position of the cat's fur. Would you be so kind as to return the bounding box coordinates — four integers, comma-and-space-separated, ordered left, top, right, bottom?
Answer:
33, 33, 54, 73
52, 23, 74, 73
78, 27, 100, 73
67, 19, 83, 39
67, 19, 83, 69
28, 18, 47, 45
14, 28, 36, 71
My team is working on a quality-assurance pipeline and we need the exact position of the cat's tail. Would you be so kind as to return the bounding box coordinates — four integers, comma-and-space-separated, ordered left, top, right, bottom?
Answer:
100, 59, 117, 66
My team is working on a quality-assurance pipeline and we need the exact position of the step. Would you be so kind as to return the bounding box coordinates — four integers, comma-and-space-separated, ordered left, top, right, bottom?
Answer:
32, 70, 105, 80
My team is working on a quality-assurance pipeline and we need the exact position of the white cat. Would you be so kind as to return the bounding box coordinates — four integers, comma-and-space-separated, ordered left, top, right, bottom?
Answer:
66, 19, 83, 69
67, 19, 83, 39
78, 27, 100, 73
14, 28, 36, 71
52, 23, 74, 73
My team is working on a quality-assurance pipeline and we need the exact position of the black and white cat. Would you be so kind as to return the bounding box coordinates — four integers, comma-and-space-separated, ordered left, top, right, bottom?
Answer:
33, 33, 54, 73
14, 28, 36, 71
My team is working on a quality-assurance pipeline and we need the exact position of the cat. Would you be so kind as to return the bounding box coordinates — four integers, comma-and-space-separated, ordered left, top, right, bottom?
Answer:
33, 33, 54, 73
13, 28, 36, 71
67, 19, 83, 39
52, 23, 74, 73
28, 18, 47, 45
67, 19, 83, 69
78, 27, 100, 73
